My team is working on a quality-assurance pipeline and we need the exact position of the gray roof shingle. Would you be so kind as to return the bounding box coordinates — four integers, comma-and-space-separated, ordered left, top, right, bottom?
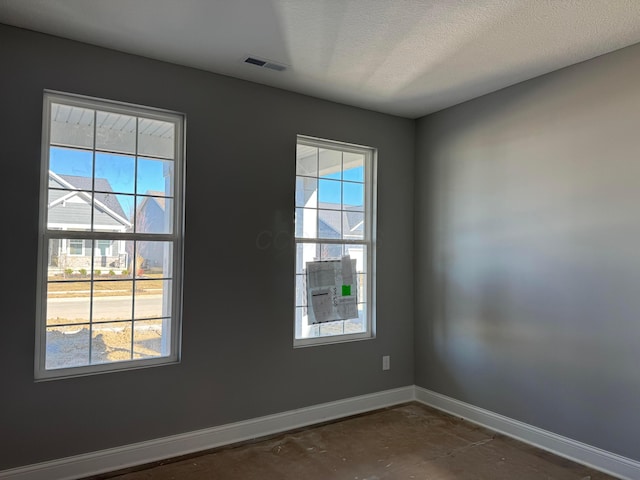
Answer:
55, 174, 128, 220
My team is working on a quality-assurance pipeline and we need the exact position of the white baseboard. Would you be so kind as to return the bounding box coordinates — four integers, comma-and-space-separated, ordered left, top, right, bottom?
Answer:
4, 385, 639, 480
414, 386, 640, 480
0, 386, 414, 480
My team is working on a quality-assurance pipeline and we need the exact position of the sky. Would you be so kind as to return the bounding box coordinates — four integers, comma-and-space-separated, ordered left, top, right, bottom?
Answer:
50, 146, 169, 216
51, 146, 365, 216
317, 177, 363, 207
300, 163, 365, 208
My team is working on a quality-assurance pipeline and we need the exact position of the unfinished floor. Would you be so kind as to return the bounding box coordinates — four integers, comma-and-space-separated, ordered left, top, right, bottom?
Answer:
94, 403, 617, 480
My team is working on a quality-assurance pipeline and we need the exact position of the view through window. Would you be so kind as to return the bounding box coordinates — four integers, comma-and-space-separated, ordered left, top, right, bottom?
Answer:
36, 91, 184, 378
294, 135, 376, 346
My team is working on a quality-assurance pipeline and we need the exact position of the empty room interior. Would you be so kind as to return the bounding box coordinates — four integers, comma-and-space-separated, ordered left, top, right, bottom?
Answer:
2, 1, 640, 479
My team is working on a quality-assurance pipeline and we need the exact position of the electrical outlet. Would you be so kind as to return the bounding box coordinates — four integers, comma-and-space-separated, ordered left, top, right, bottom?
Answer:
382, 355, 390, 371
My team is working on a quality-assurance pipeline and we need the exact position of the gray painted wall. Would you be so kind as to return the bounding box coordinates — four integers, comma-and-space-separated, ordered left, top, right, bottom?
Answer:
0, 24, 414, 470
415, 42, 640, 461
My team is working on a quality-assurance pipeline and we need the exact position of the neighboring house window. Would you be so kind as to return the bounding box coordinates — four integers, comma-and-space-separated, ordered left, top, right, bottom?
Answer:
36, 91, 185, 379
294, 135, 376, 346
68, 239, 84, 256
95, 239, 113, 257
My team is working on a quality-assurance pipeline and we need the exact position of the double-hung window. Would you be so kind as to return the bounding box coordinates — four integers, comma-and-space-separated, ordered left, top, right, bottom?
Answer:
294, 135, 376, 346
36, 91, 185, 379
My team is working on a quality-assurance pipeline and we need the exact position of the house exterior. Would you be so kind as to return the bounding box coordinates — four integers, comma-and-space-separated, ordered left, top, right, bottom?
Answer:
47, 171, 132, 272
135, 191, 168, 271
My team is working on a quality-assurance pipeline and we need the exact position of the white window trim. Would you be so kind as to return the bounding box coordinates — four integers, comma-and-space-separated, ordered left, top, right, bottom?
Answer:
35, 90, 185, 380
294, 135, 377, 348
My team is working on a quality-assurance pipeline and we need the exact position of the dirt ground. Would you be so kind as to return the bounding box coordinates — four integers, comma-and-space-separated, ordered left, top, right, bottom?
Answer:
46, 322, 163, 369
47, 274, 164, 297
45, 273, 167, 369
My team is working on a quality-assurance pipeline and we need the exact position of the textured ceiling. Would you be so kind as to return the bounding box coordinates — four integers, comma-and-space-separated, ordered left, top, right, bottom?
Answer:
2, 0, 640, 118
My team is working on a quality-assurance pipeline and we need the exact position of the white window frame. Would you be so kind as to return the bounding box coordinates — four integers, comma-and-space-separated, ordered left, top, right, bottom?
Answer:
35, 91, 185, 380
294, 135, 377, 347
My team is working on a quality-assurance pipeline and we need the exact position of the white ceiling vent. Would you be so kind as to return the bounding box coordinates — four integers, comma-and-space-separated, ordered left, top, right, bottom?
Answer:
244, 56, 287, 72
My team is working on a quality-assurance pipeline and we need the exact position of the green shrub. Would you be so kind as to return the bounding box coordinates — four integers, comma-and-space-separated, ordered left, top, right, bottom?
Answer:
122, 269, 130, 276
79, 268, 87, 276
64, 268, 74, 276
95, 269, 101, 276
109, 270, 116, 276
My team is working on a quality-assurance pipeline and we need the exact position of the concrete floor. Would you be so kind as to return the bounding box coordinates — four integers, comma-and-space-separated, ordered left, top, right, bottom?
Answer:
94, 403, 617, 479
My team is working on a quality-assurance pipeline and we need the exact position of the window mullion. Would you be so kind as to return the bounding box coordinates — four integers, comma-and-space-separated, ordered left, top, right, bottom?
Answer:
91, 110, 97, 233
131, 109, 139, 360
295, 238, 369, 246
46, 230, 176, 241
87, 110, 98, 364
134, 116, 139, 233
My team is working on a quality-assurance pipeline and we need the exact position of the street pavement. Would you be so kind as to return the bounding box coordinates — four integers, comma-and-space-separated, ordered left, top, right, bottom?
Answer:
47, 295, 165, 322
